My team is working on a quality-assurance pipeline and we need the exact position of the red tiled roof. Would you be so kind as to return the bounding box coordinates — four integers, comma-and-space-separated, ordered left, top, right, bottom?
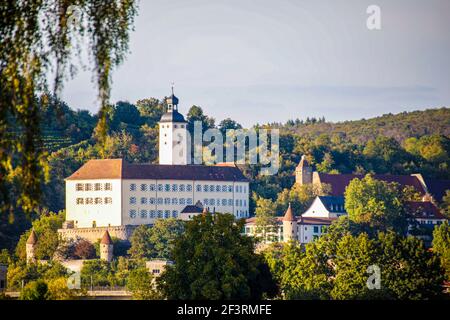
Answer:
66, 159, 123, 180
66, 159, 249, 182
317, 173, 427, 197
406, 201, 446, 220
100, 231, 113, 245
283, 203, 296, 221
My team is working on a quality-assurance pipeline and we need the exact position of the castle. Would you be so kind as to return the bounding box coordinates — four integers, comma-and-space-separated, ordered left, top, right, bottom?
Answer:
59, 90, 250, 242
244, 155, 449, 245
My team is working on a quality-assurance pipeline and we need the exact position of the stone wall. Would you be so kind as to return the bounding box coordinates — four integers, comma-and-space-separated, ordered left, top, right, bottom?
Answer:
58, 225, 136, 243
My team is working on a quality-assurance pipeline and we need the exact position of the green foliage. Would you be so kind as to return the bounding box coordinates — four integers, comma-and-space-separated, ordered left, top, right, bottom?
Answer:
15, 210, 65, 261
158, 212, 278, 300
344, 175, 409, 235
264, 225, 445, 300
0, 0, 138, 217
126, 267, 160, 300
7, 260, 69, 290
128, 219, 185, 260
19, 280, 49, 300
441, 190, 450, 219
432, 221, 450, 281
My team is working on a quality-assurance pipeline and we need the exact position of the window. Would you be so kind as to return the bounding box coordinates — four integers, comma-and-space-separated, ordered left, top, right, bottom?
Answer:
181, 125, 185, 128
149, 197, 155, 205
216, 185, 221, 192
104, 183, 112, 191
129, 210, 137, 219
228, 199, 233, 206
157, 198, 163, 205
172, 198, 178, 205
203, 185, 208, 192
130, 197, 136, 205
105, 197, 112, 204
165, 184, 170, 192
76, 183, 84, 191
85, 197, 93, 204
217, 198, 220, 206
243, 200, 247, 207
76, 198, 84, 205
179, 184, 185, 192
140, 210, 148, 219
141, 197, 147, 205
130, 183, 136, 191
209, 185, 214, 192
204, 199, 209, 205
236, 199, 239, 206
95, 183, 102, 191
157, 210, 163, 218
313, 226, 319, 233
235, 186, 239, 193
172, 184, 178, 192
85, 183, 92, 191
172, 210, 178, 218
141, 184, 147, 192
164, 197, 170, 205
164, 210, 170, 219
196, 185, 201, 192
186, 198, 193, 205
150, 210, 156, 218
158, 184, 163, 191
149, 184, 156, 191
180, 198, 185, 205
95, 197, 102, 204
210, 199, 215, 206
228, 186, 233, 192
187, 184, 192, 192
222, 185, 227, 192
222, 199, 227, 206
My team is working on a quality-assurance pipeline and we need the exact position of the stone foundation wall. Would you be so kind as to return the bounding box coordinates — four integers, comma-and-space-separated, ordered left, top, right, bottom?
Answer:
58, 225, 136, 243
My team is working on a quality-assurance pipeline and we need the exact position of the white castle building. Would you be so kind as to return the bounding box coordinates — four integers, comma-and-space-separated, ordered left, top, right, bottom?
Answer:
60, 91, 249, 241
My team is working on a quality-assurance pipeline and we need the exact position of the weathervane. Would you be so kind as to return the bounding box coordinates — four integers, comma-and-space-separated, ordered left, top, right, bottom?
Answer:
171, 81, 175, 95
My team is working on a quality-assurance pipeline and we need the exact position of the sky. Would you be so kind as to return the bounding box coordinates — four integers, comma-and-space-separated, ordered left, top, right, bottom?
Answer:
60, 0, 450, 128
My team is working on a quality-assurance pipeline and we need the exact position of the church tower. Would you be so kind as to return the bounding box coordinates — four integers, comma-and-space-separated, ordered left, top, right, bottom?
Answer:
26, 229, 38, 264
100, 230, 114, 262
282, 203, 297, 242
159, 86, 189, 165
295, 155, 312, 185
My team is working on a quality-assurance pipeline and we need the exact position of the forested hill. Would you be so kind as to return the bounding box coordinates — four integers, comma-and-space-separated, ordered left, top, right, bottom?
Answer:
267, 107, 450, 144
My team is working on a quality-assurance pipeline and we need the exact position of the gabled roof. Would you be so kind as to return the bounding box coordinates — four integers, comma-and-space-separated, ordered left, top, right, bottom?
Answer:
66, 159, 123, 180
406, 201, 446, 220
422, 178, 450, 203
181, 204, 203, 214
27, 230, 38, 245
317, 196, 346, 213
100, 230, 113, 245
66, 159, 249, 182
317, 173, 427, 197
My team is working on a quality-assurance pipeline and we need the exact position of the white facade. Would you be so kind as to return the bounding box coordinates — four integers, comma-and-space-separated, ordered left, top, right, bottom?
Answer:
122, 179, 249, 225
66, 179, 122, 228
66, 178, 249, 228
159, 123, 189, 165
302, 196, 346, 218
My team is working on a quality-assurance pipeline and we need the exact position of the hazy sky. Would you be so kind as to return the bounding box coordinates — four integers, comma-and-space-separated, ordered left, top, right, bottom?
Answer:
60, 0, 450, 127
